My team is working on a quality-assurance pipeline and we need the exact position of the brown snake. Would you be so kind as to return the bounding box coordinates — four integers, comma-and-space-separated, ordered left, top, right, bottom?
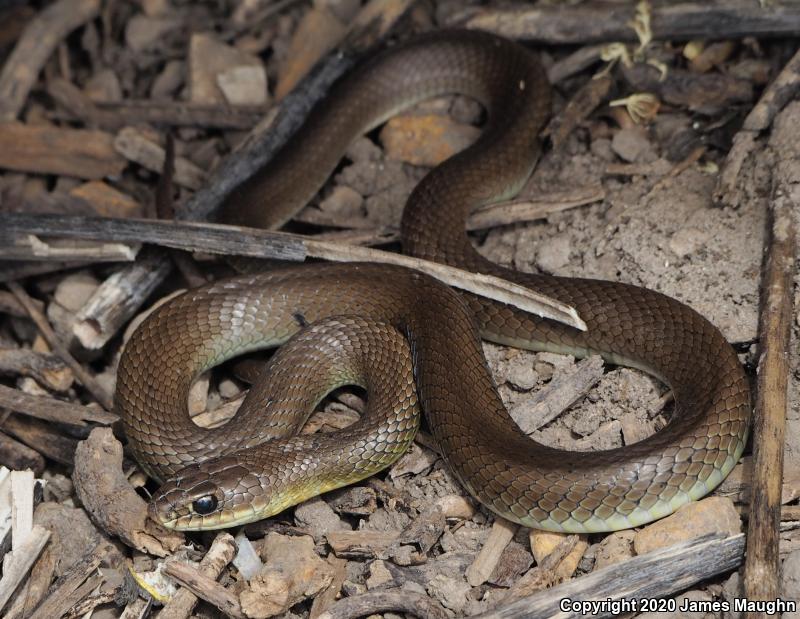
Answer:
117, 30, 751, 532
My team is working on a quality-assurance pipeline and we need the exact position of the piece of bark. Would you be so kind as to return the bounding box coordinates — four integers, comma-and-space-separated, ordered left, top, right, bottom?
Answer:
326, 530, 401, 559
472, 533, 745, 619
487, 542, 534, 588
27, 543, 112, 619
459, 2, 800, 44
0, 0, 100, 121
316, 589, 449, 619
0, 348, 73, 392
0, 123, 126, 179
159, 533, 237, 619
466, 518, 518, 587
72, 428, 184, 556
69, 181, 143, 218
310, 556, 348, 619
163, 561, 245, 619
744, 107, 798, 612
3, 542, 56, 619
1, 414, 79, 466
7, 282, 113, 410
0, 431, 45, 475
72, 246, 173, 350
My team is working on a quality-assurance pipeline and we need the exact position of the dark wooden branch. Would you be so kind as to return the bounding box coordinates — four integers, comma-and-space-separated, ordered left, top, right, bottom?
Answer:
47, 78, 267, 131
743, 108, 798, 612
470, 534, 745, 619
1, 214, 585, 331
0, 384, 117, 426
459, 1, 800, 45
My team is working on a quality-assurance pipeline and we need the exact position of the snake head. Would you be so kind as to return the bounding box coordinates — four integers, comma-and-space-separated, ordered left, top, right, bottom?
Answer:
149, 457, 263, 531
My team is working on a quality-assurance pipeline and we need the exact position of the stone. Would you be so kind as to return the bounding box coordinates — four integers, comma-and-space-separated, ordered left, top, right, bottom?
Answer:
634, 496, 741, 555
294, 496, 349, 537
611, 127, 655, 163
217, 65, 269, 106
53, 271, 99, 312
189, 33, 265, 105
379, 114, 480, 167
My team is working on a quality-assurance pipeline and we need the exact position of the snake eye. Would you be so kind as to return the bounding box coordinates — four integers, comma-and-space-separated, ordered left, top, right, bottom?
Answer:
192, 495, 218, 515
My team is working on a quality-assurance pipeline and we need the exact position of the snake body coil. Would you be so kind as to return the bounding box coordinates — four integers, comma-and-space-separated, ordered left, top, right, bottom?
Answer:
117, 30, 751, 532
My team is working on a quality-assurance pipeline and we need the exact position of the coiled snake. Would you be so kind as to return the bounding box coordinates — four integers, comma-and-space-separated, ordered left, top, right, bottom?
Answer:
116, 30, 750, 532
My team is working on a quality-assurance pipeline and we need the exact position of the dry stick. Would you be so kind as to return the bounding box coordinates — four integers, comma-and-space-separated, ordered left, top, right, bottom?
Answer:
159, 533, 237, 619
162, 561, 245, 619
47, 77, 267, 131
0, 384, 116, 426
470, 533, 745, 619
2, 214, 586, 332
743, 164, 797, 611
316, 590, 449, 619
6, 282, 114, 410
458, 1, 800, 44
715, 47, 800, 207
0, 0, 101, 121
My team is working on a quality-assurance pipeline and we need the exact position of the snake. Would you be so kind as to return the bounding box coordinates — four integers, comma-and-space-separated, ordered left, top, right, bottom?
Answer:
116, 29, 751, 533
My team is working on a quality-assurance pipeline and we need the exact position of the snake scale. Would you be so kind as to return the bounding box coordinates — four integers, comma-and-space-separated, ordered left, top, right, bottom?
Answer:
117, 30, 751, 532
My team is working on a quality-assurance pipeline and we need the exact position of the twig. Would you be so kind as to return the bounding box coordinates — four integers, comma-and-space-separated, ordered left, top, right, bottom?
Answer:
162, 561, 245, 619
458, 2, 800, 44
466, 518, 518, 587
0, 384, 116, 426
6, 282, 113, 410
159, 533, 237, 619
2, 214, 586, 332
0, 0, 101, 121
470, 534, 745, 619
743, 117, 798, 612
316, 590, 449, 619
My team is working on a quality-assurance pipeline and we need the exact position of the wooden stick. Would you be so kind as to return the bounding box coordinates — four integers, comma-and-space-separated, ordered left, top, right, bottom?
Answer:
162, 561, 245, 619
6, 282, 114, 410
47, 78, 267, 130
159, 533, 237, 619
466, 518, 518, 587
458, 1, 800, 44
2, 214, 586, 331
0, 0, 100, 121
743, 138, 798, 611
470, 534, 745, 619
316, 590, 449, 619
0, 384, 117, 426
